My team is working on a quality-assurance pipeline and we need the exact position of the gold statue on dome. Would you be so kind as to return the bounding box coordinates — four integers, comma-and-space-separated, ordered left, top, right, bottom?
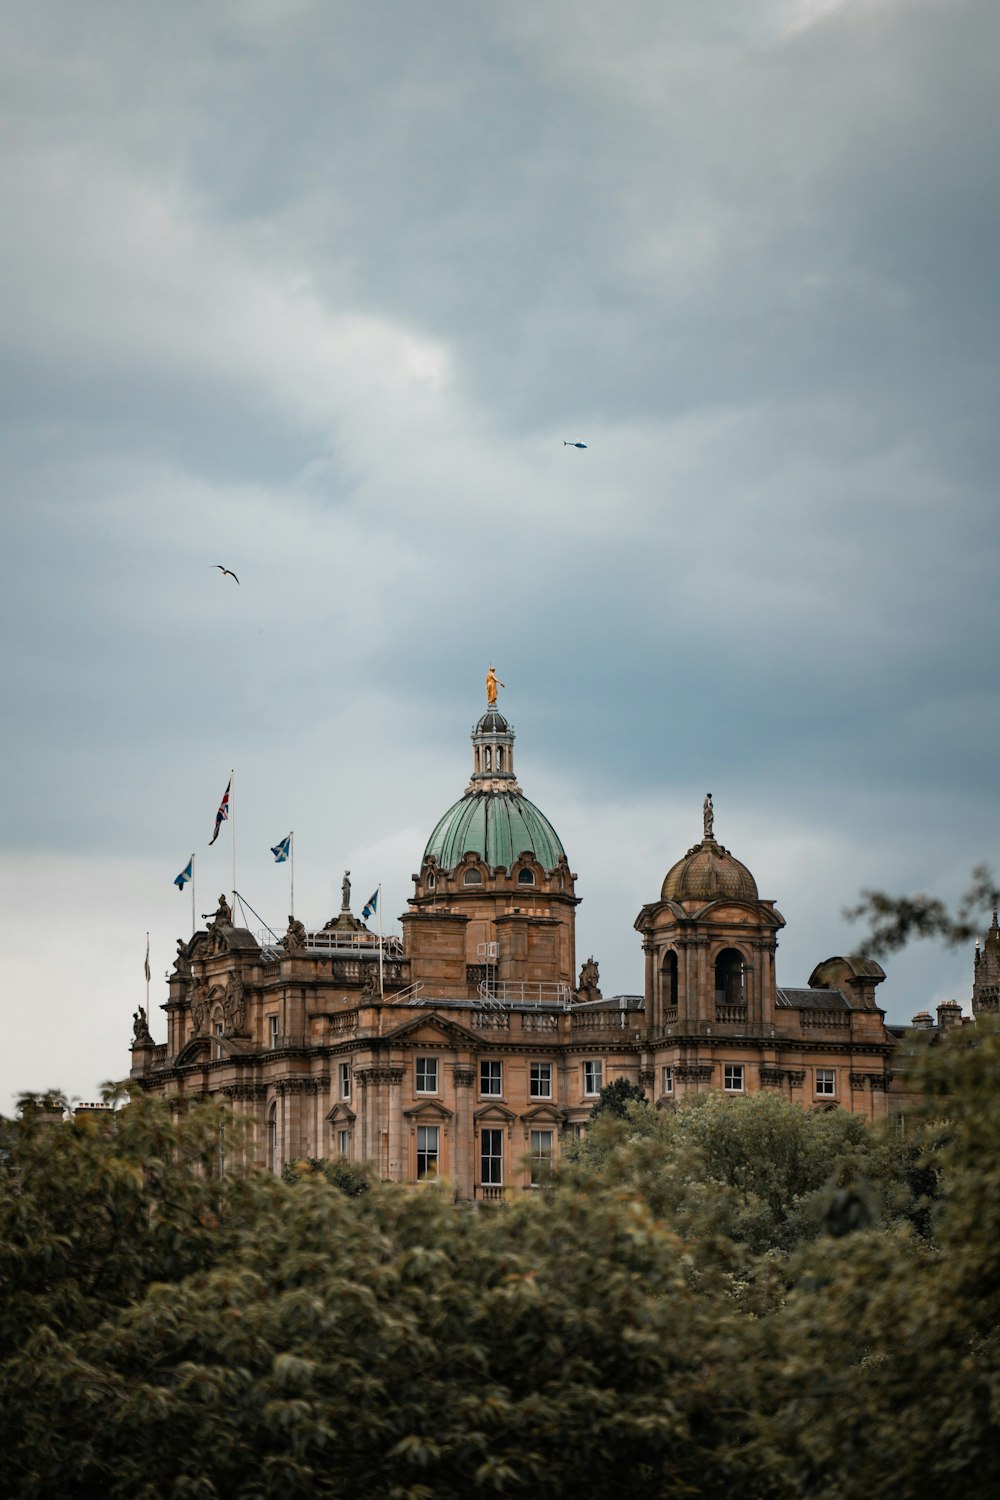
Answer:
486, 664, 504, 706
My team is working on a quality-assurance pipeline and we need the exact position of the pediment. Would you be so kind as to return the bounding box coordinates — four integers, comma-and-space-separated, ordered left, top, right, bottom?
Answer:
174, 1037, 210, 1066
519, 1103, 567, 1126
642, 897, 785, 930
326, 1102, 357, 1125
473, 1102, 517, 1125
383, 1011, 480, 1047
402, 1098, 454, 1122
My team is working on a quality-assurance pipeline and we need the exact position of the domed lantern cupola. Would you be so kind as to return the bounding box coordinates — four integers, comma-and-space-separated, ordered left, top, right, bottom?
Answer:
468, 706, 519, 792
405, 669, 580, 1001
634, 793, 785, 1036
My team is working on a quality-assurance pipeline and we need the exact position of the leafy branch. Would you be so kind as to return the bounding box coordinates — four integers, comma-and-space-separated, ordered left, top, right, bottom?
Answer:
844, 862, 998, 958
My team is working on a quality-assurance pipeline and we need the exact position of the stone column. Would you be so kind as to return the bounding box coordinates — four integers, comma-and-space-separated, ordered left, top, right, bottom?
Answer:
453, 1066, 476, 1201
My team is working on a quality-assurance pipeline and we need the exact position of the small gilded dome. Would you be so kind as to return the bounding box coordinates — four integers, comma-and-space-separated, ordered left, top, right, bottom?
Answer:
661, 838, 758, 904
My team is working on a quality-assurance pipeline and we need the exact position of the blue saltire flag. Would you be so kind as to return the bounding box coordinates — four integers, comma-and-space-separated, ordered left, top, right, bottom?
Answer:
362, 888, 378, 920
174, 858, 193, 890
271, 834, 291, 863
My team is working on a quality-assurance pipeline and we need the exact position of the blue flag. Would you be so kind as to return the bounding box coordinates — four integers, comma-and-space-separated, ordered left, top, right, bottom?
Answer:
174, 858, 193, 890
362, 888, 378, 920
271, 834, 291, 863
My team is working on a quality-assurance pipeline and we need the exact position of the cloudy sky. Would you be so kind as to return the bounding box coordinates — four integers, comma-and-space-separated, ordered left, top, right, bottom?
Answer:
2, 0, 998, 1110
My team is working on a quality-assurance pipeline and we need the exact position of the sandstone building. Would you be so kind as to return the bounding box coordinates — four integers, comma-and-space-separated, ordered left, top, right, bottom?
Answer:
132, 690, 901, 1195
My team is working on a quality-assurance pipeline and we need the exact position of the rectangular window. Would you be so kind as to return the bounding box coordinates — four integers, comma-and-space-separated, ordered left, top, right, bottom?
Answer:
480, 1060, 503, 1097
662, 1065, 674, 1095
480, 1128, 503, 1185
530, 1129, 554, 1184
583, 1060, 603, 1096
337, 1129, 350, 1157
415, 1056, 439, 1094
339, 1062, 351, 1099
530, 1062, 552, 1099
416, 1125, 440, 1180
267, 1015, 278, 1048
724, 1064, 744, 1092
816, 1068, 836, 1096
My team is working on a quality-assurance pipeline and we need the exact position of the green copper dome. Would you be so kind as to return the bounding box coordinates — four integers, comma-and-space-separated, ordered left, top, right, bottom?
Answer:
423, 791, 565, 873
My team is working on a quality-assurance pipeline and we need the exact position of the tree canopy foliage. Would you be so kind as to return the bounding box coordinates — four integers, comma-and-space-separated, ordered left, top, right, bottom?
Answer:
3, 1033, 1000, 1499
845, 861, 998, 956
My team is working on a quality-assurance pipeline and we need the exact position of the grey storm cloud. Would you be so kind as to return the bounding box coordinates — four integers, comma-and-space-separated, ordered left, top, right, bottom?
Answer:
0, 0, 998, 1107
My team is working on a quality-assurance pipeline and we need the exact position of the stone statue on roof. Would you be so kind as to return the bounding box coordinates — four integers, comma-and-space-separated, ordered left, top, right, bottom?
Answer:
342, 870, 351, 911
132, 1006, 153, 1045
703, 792, 714, 841
579, 955, 600, 998
283, 914, 307, 952
486, 665, 504, 707
203, 894, 232, 928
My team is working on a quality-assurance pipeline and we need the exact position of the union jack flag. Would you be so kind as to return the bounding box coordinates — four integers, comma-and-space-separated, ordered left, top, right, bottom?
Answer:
209, 776, 231, 846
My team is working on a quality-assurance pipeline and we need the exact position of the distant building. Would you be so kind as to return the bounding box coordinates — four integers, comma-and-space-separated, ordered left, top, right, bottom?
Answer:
133, 690, 932, 1192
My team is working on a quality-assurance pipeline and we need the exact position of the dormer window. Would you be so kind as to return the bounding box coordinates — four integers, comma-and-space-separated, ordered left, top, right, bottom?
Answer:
517, 868, 535, 885
464, 868, 483, 886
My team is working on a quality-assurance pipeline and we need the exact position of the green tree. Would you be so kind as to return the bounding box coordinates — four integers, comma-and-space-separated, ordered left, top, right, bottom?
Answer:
589, 1075, 650, 1119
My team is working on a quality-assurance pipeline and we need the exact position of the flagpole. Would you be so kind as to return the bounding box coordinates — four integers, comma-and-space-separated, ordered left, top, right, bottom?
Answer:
145, 931, 150, 1010
377, 884, 384, 999
229, 767, 236, 914
191, 853, 196, 937
290, 831, 295, 919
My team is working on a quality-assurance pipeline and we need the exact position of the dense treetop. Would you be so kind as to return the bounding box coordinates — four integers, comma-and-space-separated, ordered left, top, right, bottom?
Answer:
2, 1029, 999, 1499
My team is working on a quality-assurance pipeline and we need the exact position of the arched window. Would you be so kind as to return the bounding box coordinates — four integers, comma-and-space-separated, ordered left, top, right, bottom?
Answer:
496, 747, 504, 772
714, 949, 745, 1012
662, 950, 678, 1010
266, 1101, 278, 1174
517, 868, 535, 885
484, 746, 492, 771
463, 868, 483, 886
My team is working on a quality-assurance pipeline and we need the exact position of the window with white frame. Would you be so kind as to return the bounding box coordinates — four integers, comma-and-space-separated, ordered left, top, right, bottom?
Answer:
662, 1065, 674, 1095
480, 1060, 503, 1097
480, 1128, 503, 1185
337, 1129, 350, 1157
416, 1056, 439, 1094
530, 1129, 554, 1183
416, 1125, 440, 1179
816, 1068, 836, 1096
583, 1060, 603, 1096
530, 1061, 552, 1099
339, 1062, 351, 1099
267, 1014, 279, 1049
724, 1064, 744, 1092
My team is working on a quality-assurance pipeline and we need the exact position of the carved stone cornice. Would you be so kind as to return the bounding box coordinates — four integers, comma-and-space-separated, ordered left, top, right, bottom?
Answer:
759, 1068, 786, 1087
453, 1067, 476, 1088
356, 1067, 405, 1087
674, 1063, 713, 1083
273, 1078, 311, 1096
637, 1069, 655, 1088
851, 1071, 892, 1091
786, 1070, 806, 1087
221, 1083, 268, 1100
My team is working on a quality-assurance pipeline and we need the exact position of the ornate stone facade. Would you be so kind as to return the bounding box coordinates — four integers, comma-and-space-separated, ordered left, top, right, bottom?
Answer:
133, 692, 908, 1195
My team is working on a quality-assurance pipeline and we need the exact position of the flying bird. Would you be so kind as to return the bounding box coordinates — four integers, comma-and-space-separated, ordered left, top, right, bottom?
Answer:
563, 441, 588, 449
214, 565, 240, 584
